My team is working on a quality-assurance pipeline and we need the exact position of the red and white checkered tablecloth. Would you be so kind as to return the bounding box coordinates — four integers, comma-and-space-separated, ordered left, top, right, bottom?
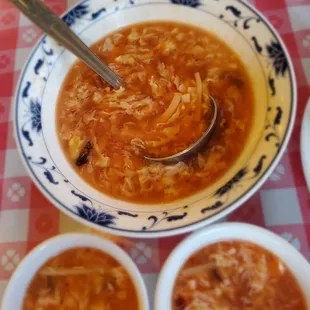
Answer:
0, 0, 310, 306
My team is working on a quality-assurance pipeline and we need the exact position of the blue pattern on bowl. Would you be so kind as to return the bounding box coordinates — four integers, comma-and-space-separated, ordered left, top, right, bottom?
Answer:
14, 0, 295, 237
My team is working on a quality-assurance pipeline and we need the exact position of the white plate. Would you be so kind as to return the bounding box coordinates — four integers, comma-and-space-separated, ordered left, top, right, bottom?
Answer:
301, 97, 310, 192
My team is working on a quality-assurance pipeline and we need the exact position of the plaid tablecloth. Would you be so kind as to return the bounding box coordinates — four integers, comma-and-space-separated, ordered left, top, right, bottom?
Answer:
0, 0, 310, 306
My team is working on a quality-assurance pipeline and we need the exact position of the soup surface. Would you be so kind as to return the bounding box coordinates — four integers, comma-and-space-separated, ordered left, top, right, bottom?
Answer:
23, 248, 139, 310
57, 21, 254, 203
173, 241, 306, 310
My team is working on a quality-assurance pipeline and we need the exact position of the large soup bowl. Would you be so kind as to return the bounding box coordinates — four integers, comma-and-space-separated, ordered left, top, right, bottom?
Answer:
15, 0, 296, 237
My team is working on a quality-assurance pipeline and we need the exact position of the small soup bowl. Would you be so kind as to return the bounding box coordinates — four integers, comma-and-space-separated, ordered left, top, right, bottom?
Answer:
15, 0, 296, 237
1, 233, 149, 310
155, 223, 310, 310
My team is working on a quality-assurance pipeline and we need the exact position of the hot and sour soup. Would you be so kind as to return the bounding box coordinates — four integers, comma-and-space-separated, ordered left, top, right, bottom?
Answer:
57, 21, 254, 203
173, 241, 307, 310
23, 248, 139, 310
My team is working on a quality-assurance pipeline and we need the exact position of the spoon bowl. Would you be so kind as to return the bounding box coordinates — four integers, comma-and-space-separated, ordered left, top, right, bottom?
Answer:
144, 95, 218, 164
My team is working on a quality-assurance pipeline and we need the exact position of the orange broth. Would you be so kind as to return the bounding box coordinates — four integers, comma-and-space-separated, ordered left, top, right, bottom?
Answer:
23, 248, 139, 310
57, 21, 254, 203
173, 241, 307, 310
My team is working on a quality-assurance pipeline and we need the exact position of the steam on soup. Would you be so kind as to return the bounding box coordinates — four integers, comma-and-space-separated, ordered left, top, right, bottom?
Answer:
57, 21, 254, 203
23, 248, 139, 310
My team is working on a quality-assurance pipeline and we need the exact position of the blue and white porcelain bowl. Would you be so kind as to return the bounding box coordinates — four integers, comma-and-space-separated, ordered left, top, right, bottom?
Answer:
14, 0, 296, 237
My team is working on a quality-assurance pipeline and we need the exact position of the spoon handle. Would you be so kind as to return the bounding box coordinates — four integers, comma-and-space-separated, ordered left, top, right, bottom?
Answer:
9, 0, 122, 88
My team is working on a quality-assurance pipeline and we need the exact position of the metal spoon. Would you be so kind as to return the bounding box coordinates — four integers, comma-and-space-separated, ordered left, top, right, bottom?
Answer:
9, 0, 123, 89
11, 0, 218, 164
144, 95, 218, 164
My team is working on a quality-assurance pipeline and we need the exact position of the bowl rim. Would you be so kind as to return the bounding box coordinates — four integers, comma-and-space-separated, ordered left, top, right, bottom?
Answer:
0, 233, 150, 310
13, 0, 297, 238
300, 96, 310, 191
154, 222, 310, 310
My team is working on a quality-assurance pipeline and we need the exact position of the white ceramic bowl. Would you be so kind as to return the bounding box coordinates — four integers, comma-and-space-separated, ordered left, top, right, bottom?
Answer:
15, 0, 296, 237
155, 223, 310, 310
1, 233, 149, 310
301, 97, 310, 191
